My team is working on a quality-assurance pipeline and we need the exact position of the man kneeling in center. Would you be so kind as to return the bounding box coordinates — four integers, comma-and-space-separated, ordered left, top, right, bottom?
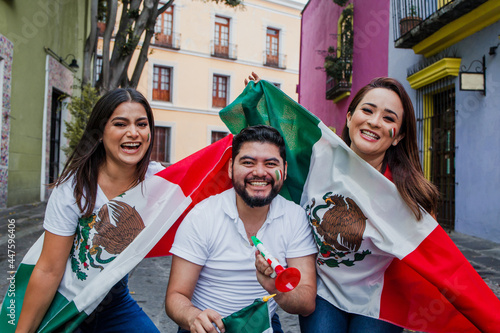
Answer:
165, 125, 317, 333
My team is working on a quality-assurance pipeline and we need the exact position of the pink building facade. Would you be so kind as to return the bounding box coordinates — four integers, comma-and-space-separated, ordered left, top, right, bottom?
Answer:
299, 0, 390, 132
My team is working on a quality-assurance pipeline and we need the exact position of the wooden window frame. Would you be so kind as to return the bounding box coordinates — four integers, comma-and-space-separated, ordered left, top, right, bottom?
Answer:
151, 126, 171, 164
153, 65, 172, 102
212, 75, 228, 108
211, 130, 229, 144
214, 16, 230, 57
266, 28, 280, 67
155, 6, 174, 46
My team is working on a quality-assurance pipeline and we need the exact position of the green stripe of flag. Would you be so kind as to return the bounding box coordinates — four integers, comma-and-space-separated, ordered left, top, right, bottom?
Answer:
220, 80, 323, 204
0, 263, 85, 333
222, 298, 271, 333
0, 263, 34, 332
38, 293, 85, 333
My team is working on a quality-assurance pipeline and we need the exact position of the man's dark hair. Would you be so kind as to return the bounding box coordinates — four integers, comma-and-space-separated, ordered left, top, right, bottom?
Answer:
232, 125, 286, 162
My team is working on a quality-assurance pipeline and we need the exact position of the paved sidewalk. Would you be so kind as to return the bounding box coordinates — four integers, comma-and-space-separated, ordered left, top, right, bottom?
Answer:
1, 202, 499, 332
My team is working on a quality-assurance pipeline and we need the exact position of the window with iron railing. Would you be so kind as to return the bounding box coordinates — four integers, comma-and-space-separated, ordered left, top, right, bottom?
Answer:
213, 16, 231, 58
154, 6, 181, 49
210, 40, 237, 60
264, 28, 286, 69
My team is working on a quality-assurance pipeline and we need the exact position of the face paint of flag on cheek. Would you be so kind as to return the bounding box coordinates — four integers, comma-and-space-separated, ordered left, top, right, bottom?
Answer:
389, 128, 396, 139
147, 133, 150, 142
275, 169, 283, 182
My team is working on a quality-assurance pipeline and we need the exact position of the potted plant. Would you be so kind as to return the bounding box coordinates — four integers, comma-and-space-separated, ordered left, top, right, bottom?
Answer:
324, 47, 347, 82
399, 5, 422, 35
323, 46, 352, 100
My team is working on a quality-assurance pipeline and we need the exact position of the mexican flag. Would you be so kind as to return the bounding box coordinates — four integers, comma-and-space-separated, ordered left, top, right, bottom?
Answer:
0, 135, 233, 332
222, 296, 274, 333
220, 80, 500, 332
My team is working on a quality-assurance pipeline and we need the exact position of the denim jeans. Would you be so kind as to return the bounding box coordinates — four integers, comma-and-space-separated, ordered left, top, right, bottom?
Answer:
177, 312, 283, 333
75, 275, 160, 333
299, 295, 403, 333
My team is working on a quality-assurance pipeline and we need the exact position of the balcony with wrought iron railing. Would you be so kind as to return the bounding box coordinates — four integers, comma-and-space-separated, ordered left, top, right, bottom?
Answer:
325, 57, 352, 101
210, 41, 237, 60
393, 0, 488, 49
326, 77, 352, 101
152, 32, 181, 50
263, 52, 287, 69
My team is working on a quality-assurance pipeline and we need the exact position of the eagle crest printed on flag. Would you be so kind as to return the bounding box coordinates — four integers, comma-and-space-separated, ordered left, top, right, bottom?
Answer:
306, 193, 371, 268
71, 200, 145, 280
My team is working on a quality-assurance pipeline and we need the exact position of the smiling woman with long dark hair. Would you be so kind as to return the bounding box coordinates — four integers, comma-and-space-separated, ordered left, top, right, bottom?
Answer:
16, 88, 164, 333
299, 77, 439, 333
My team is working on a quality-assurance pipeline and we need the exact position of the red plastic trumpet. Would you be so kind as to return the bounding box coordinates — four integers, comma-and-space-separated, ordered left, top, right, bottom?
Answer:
252, 236, 301, 292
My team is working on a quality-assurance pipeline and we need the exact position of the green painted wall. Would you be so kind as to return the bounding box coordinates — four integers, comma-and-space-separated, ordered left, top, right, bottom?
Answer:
0, 0, 88, 206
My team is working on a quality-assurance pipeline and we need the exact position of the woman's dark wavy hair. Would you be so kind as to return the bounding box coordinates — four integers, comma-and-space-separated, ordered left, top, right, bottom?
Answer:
53, 88, 155, 217
341, 77, 439, 220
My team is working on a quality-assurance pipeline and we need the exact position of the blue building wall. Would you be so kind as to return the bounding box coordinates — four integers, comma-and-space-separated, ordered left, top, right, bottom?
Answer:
454, 22, 500, 241
388, 11, 500, 243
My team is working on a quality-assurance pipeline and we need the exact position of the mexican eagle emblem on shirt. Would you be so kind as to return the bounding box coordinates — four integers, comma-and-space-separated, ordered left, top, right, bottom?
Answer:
70, 200, 145, 280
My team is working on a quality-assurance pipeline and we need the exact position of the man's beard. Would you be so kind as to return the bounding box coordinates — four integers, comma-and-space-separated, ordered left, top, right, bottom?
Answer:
233, 176, 282, 208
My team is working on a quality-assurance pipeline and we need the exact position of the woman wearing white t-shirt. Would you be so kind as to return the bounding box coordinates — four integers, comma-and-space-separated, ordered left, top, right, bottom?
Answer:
16, 88, 163, 333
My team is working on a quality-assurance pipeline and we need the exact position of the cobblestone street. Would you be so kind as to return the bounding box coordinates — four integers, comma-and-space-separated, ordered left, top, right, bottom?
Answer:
1, 202, 499, 332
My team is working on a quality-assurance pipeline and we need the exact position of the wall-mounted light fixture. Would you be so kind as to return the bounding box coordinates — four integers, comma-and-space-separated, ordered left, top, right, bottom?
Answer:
459, 55, 485, 95
44, 47, 79, 71
65, 55, 79, 69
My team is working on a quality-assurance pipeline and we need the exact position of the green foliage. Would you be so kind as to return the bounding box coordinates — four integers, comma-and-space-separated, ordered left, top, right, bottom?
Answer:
127, 8, 140, 19
115, 23, 141, 57
63, 85, 101, 157
409, 5, 418, 16
97, 0, 107, 21
324, 51, 348, 81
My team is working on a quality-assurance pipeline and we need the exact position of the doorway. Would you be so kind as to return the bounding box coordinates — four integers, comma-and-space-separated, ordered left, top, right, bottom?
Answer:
49, 89, 64, 184
431, 87, 456, 229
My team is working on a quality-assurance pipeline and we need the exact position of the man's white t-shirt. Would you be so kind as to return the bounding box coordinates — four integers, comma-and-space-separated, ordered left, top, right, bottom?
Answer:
170, 188, 317, 317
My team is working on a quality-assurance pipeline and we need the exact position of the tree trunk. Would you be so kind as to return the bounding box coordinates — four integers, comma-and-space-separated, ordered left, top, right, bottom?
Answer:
82, 0, 98, 87
100, 0, 117, 92
106, 0, 156, 90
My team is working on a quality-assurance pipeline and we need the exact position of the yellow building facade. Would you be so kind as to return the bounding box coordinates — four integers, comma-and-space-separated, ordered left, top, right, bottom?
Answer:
134, 0, 303, 164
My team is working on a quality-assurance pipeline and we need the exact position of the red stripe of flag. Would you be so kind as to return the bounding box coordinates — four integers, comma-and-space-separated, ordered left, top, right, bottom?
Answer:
381, 226, 500, 332
146, 135, 233, 258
